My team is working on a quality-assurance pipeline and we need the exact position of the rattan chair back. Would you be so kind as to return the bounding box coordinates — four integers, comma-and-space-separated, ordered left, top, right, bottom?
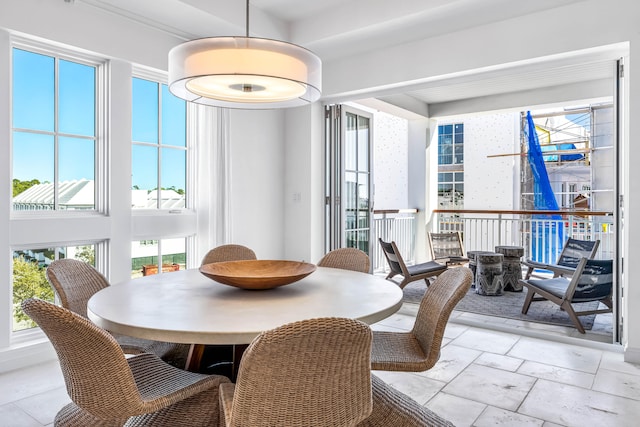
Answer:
223, 317, 373, 426
317, 248, 371, 273
23, 298, 229, 426
413, 267, 472, 362
46, 259, 108, 318
370, 267, 472, 372
22, 298, 147, 418
201, 244, 257, 265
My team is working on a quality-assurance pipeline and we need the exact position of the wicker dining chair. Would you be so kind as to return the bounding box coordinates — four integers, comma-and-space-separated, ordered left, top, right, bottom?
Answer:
46, 259, 189, 365
358, 374, 454, 427
371, 267, 472, 371
201, 244, 257, 265
219, 317, 373, 427
317, 247, 371, 273
22, 298, 230, 427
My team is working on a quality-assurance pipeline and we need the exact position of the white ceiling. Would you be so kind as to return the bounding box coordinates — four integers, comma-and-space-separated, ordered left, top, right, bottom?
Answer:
76, 0, 619, 108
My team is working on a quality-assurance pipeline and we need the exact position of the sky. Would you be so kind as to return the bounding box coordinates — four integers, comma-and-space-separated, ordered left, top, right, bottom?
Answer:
12, 48, 186, 193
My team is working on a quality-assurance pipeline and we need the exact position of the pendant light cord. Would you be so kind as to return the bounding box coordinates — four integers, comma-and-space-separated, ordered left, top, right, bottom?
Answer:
245, 0, 250, 38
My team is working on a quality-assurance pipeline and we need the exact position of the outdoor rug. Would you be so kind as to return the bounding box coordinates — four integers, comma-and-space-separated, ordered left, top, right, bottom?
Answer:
402, 280, 599, 330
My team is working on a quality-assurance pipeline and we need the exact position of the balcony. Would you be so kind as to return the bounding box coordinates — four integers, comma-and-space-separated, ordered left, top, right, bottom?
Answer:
372, 208, 613, 273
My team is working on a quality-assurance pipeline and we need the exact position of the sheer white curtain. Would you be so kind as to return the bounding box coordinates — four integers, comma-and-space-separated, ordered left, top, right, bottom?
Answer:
194, 105, 231, 262
213, 107, 231, 245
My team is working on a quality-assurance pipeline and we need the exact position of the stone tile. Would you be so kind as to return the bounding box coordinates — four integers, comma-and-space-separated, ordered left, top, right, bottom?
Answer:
0, 361, 65, 406
449, 328, 520, 354
443, 322, 469, 340
14, 387, 70, 425
542, 423, 564, 427
417, 344, 481, 382
507, 337, 602, 374
426, 392, 486, 427
475, 352, 524, 372
517, 360, 595, 389
474, 406, 544, 427
519, 379, 640, 427
0, 403, 42, 427
372, 371, 445, 405
599, 351, 640, 376
442, 364, 536, 411
592, 368, 640, 400
374, 312, 415, 331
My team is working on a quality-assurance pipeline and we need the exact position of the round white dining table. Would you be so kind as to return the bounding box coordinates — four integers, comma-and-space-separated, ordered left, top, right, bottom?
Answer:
87, 266, 403, 347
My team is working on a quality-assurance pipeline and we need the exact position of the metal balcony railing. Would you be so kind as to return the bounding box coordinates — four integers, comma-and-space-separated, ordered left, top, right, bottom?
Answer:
371, 209, 614, 273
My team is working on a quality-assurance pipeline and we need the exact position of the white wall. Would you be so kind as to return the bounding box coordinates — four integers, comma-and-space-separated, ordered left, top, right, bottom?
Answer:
372, 113, 409, 210
283, 103, 325, 264
228, 109, 286, 260
464, 113, 521, 210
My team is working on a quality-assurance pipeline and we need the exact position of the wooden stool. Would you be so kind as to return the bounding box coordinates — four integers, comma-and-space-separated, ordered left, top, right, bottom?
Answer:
476, 253, 504, 296
468, 251, 494, 289
495, 245, 525, 292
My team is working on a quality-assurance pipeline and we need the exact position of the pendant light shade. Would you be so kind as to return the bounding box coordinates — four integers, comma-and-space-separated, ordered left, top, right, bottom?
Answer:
168, 1, 321, 109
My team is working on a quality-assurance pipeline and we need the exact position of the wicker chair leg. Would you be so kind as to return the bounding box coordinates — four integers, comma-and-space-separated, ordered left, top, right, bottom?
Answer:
55, 403, 128, 427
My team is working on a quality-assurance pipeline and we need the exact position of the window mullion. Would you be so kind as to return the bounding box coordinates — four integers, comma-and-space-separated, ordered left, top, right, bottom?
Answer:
157, 83, 162, 209
54, 57, 60, 211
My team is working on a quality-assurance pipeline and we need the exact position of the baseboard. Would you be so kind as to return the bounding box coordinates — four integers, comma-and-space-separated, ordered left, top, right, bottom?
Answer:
0, 339, 57, 374
623, 345, 640, 363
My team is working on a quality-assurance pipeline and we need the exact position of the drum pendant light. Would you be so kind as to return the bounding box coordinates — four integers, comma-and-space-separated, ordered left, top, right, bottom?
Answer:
168, 0, 321, 109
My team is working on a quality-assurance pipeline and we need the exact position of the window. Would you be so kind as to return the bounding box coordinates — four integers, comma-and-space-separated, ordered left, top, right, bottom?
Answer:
12, 244, 97, 331
12, 48, 98, 211
438, 123, 464, 165
131, 238, 187, 278
438, 172, 464, 209
132, 77, 187, 210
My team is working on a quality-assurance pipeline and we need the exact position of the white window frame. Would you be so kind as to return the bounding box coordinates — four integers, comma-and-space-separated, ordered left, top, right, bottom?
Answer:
10, 37, 108, 218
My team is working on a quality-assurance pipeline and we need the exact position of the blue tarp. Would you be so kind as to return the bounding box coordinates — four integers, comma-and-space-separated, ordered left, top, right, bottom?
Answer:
524, 111, 564, 263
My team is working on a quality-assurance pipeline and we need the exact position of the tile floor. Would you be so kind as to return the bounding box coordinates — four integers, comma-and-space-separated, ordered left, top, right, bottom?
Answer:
1, 304, 638, 427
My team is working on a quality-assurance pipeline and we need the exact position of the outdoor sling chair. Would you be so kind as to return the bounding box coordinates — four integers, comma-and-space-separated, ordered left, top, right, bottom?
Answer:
427, 231, 470, 267
378, 238, 448, 289
519, 257, 613, 334
522, 237, 600, 279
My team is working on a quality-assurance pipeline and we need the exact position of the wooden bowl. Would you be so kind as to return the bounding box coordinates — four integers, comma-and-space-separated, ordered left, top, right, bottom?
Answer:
199, 260, 317, 290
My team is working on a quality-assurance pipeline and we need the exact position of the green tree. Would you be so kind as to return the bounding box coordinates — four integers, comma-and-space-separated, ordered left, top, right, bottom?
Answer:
12, 178, 41, 197
74, 246, 95, 265
12, 256, 54, 329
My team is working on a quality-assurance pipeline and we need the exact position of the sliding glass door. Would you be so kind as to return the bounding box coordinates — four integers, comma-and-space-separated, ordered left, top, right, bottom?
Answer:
325, 105, 373, 256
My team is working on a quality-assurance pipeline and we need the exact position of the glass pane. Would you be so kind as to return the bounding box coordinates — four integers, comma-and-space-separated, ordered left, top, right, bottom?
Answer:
345, 171, 357, 230
162, 85, 186, 147
454, 123, 464, 133
357, 230, 369, 254
161, 238, 186, 272
454, 145, 464, 163
12, 132, 54, 210
455, 172, 464, 181
357, 117, 369, 171
132, 78, 158, 143
345, 113, 357, 170
59, 60, 95, 136
345, 231, 357, 249
59, 137, 95, 210
131, 240, 159, 278
442, 124, 453, 134
161, 147, 186, 208
132, 145, 158, 209
12, 49, 54, 132
12, 248, 55, 331
454, 133, 463, 144
67, 245, 95, 265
